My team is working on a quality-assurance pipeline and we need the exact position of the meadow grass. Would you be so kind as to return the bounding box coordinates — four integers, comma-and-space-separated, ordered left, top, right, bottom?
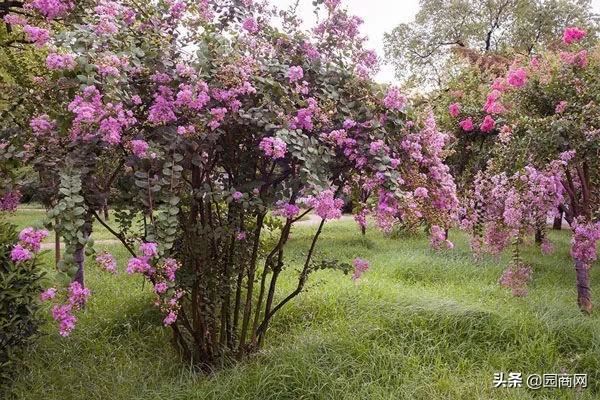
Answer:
3, 216, 600, 400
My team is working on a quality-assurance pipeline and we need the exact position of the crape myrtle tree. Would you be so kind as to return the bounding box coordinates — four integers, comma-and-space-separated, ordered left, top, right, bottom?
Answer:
2, 0, 458, 369
453, 27, 600, 313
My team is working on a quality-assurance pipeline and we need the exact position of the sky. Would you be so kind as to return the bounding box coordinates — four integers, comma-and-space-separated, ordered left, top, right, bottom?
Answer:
279, 0, 600, 84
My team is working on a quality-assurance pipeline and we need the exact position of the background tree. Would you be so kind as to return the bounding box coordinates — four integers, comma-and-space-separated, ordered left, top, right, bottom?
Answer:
384, 0, 597, 88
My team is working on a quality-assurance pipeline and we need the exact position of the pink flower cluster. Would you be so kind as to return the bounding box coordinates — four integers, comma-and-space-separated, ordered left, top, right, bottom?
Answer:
383, 87, 407, 111
352, 258, 370, 281
29, 0, 74, 20
68, 85, 136, 144
0, 190, 21, 212
287, 66, 304, 83
30, 114, 56, 136
305, 190, 344, 220
461, 162, 565, 256
242, 18, 259, 34
563, 27, 587, 45
499, 263, 533, 297
44, 281, 91, 337
570, 220, 600, 267
152, 258, 182, 326
126, 242, 159, 275
507, 68, 527, 88
430, 225, 453, 250
10, 227, 49, 263
129, 139, 149, 158
448, 103, 461, 118
46, 53, 77, 70
23, 25, 50, 47
273, 201, 300, 219
96, 251, 117, 273
259, 137, 287, 159
291, 98, 319, 131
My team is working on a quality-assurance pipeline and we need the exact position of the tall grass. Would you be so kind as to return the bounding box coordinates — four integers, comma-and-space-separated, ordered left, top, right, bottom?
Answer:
3, 218, 599, 399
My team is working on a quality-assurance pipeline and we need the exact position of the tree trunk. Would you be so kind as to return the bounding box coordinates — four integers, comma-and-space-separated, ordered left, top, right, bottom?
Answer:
54, 229, 61, 268
553, 209, 563, 230
575, 259, 592, 314
73, 217, 92, 286
535, 229, 544, 244
103, 205, 109, 220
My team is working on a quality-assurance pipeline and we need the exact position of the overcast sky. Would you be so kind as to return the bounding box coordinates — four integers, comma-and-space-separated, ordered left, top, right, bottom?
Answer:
278, 0, 600, 84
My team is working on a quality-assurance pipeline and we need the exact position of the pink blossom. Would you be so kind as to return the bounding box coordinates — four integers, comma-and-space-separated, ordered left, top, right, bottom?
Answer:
208, 107, 227, 130
352, 258, 370, 281
448, 103, 461, 118
148, 86, 177, 125
541, 239, 555, 255
68, 281, 91, 308
30, 114, 56, 136
232, 191, 243, 201
307, 190, 344, 220
3, 14, 27, 26
430, 225, 453, 250
555, 101, 567, 114
563, 27, 587, 45
18, 227, 48, 252
459, 118, 474, 132
369, 140, 387, 155
414, 187, 429, 198
242, 18, 259, 34
499, 263, 532, 297
130, 140, 149, 157
383, 87, 407, 111
273, 201, 300, 219
480, 115, 496, 133
163, 310, 178, 326
23, 25, 50, 46
236, 231, 247, 241
52, 304, 77, 337
126, 257, 152, 275
30, 0, 74, 20
287, 66, 304, 83
46, 53, 76, 70
40, 287, 57, 302
162, 258, 180, 281
507, 68, 528, 88
259, 137, 287, 159
0, 191, 21, 212
140, 242, 158, 258
154, 282, 169, 294
96, 251, 117, 273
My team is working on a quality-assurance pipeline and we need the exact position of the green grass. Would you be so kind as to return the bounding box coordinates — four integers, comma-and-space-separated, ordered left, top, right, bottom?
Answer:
4, 217, 600, 400
6, 207, 141, 242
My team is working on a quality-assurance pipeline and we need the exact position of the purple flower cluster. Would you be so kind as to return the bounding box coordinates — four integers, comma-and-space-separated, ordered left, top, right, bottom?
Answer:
96, 251, 117, 273
259, 137, 287, 159
352, 258, 370, 281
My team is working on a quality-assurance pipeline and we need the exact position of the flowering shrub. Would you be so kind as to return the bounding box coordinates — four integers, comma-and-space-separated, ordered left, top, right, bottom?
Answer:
0, 218, 45, 383
2, 0, 457, 368
446, 26, 600, 311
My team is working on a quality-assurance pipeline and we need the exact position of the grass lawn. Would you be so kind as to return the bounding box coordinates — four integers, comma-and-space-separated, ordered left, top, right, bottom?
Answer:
6, 207, 141, 242
4, 217, 600, 399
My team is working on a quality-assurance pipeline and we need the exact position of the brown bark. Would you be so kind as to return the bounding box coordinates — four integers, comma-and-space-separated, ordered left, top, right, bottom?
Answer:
54, 229, 61, 267
553, 209, 563, 230
575, 259, 592, 314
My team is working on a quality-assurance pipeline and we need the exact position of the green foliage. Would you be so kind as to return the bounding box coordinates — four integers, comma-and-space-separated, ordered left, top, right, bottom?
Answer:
47, 168, 91, 278
0, 217, 44, 384
384, 0, 598, 87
